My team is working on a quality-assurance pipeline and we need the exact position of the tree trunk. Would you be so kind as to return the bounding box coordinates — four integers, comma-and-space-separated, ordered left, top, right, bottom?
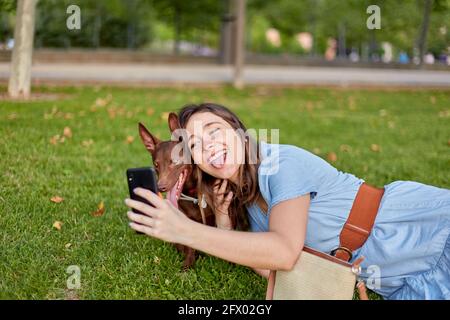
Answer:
233, 0, 245, 89
417, 0, 433, 66
173, 6, 181, 55
8, 0, 38, 99
92, 3, 102, 48
127, 0, 137, 50
219, 0, 234, 64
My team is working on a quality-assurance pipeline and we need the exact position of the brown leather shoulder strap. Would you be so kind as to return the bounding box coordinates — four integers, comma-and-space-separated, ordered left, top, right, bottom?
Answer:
334, 183, 384, 261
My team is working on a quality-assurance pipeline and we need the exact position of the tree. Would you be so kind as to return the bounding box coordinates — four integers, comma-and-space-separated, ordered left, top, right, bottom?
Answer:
151, 0, 222, 55
8, 0, 38, 99
233, 0, 245, 88
417, 0, 434, 65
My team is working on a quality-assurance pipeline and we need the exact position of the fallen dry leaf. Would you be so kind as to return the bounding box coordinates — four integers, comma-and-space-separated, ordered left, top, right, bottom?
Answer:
53, 221, 63, 231
50, 135, 60, 145
160, 112, 170, 121
340, 144, 352, 152
108, 108, 116, 119
348, 96, 356, 110
126, 136, 135, 144
153, 256, 161, 264
63, 127, 72, 138
371, 144, 381, 152
50, 196, 64, 203
312, 147, 321, 155
82, 139, 94, 147
91, 201, 105, 217
327, 152, 338, 162
65, 243, 72, 249
64, 113, 74, 120
95, 98, 107, 107
430, 96, 436, 104
50, 131, 68, 145
44, 107, 58, 120
146, 108, 155, 116
438, 110, 450, 118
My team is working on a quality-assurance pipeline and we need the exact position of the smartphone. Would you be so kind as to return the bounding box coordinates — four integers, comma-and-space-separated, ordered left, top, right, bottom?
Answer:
126, 167, 158, 233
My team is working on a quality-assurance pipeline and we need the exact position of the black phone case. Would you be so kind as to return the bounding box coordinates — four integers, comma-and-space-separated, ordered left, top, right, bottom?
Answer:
126, 167, 158, 233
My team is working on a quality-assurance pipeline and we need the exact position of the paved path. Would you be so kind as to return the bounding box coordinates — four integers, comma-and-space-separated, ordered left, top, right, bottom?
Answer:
0, 62, 449, 87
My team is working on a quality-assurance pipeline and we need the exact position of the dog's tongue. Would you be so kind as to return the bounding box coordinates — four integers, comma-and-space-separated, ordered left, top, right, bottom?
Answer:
167, 185, 179, 209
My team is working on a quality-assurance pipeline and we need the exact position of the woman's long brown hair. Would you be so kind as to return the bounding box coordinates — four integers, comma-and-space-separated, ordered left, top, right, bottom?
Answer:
178, 103, 268, 231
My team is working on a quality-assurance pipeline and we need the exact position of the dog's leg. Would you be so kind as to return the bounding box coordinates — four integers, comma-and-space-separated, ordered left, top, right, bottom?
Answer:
173, 243, 185, 253
181, 246, 197, 271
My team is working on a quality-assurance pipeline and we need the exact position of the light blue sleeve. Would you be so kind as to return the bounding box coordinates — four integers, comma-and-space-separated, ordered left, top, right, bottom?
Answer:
261, 145, 319, 213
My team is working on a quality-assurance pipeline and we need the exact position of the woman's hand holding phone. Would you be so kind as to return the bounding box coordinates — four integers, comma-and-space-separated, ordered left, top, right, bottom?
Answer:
125, 187, 194, 245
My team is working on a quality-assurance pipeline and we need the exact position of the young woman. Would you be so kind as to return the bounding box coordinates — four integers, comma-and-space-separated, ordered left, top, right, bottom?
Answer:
125, 103, 450, 300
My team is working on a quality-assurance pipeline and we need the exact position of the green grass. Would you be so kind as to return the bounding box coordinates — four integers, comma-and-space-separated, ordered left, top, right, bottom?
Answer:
1, 85, 449, 299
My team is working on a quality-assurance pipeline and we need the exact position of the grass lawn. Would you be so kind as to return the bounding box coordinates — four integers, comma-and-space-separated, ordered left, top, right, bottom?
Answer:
0, 84, 449, 300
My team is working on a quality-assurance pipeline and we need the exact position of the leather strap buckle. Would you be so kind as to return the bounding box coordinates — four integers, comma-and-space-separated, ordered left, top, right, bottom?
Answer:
330, 246, 353, 261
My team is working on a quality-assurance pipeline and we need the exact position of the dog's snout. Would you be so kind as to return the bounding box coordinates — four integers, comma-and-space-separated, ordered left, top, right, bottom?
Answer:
158, 184, 168, 192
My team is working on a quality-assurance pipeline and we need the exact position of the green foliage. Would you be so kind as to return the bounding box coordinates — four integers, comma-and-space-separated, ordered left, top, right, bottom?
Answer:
34, 0, 154, 48
0, 0, 448, 57
0, 0, 16, 12
150, 0, 222, 48
247, 0, 450, 57
0, 0, 16, 41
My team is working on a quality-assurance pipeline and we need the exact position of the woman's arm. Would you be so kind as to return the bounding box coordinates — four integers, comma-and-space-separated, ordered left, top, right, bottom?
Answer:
252, 267, 270, 279
126, 188, 309, 271
184, 194, 310, 271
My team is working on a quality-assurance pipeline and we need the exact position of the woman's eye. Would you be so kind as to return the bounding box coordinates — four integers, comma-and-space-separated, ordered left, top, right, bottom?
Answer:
190, 141, 199, 150
209, 128, 220, 138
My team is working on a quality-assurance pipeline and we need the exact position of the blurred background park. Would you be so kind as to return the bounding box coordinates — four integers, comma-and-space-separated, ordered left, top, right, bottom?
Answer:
0, 0, 449, 300
0, 0, 449, 90
1, 0, 450, 66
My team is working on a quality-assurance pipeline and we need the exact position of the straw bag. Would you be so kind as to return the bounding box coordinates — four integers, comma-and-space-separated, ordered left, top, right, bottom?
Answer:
266, 246, 365, 300
265, 183, 384, 300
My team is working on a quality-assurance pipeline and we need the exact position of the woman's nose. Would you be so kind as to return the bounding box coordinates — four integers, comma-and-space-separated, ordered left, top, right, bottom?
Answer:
203, 139, 214, 151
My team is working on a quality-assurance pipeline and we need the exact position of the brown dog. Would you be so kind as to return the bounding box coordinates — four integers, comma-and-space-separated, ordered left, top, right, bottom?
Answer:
138, 113, 215, 270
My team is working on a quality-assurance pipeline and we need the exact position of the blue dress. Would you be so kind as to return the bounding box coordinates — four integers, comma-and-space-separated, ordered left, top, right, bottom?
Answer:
246, 141, 450, 300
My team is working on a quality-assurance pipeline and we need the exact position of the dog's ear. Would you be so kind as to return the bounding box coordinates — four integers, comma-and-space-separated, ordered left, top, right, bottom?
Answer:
168, 112, 180, 133
138, 122, 160, 154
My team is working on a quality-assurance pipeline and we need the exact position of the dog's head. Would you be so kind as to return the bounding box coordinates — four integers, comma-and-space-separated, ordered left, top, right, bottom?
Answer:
138, 113, 192, 208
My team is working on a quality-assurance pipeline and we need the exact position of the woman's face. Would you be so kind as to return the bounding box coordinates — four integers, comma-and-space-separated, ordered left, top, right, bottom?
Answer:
185, 112, 244, 182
